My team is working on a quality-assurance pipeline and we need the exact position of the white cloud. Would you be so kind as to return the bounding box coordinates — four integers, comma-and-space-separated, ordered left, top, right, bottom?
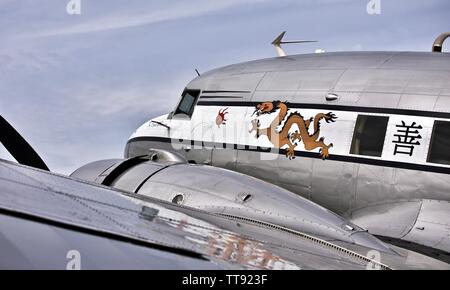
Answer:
36, 0, 268, 37
352, 43, 363, 51
58, 72, 193, 120
0, 49, 62, 73
71, 84, 179, 117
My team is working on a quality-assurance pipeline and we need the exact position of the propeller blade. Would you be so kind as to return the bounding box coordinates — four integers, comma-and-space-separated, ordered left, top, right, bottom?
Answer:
0, 115, 49, 171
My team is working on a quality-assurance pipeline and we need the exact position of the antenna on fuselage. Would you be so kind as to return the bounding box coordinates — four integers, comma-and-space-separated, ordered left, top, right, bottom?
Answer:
271, 31, 317, 57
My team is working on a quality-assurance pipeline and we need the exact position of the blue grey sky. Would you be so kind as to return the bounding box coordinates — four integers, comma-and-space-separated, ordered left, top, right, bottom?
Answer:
0, 0, 449, 174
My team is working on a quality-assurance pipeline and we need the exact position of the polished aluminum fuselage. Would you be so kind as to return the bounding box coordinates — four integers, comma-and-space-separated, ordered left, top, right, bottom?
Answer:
127, 51, 450, 253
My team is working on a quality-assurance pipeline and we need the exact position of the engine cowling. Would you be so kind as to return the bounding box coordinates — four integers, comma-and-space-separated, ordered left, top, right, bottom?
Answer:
71, 153, 392, 253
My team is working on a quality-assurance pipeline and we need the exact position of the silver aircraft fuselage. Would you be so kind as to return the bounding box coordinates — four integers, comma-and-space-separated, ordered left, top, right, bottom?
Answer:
126, 51, 450, 255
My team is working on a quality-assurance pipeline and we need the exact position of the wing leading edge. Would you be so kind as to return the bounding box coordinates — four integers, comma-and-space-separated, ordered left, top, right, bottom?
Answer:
0, 159, 448, 269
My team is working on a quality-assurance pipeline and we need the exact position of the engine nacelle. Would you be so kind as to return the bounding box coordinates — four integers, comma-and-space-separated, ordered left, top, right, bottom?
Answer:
71, 154, 392, 253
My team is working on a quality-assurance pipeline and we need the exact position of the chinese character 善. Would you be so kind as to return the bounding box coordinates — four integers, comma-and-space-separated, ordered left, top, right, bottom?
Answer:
393, 121, 423, 156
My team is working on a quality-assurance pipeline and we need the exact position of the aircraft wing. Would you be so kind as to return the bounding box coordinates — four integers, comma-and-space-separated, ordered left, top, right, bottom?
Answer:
1, 159, 449, 270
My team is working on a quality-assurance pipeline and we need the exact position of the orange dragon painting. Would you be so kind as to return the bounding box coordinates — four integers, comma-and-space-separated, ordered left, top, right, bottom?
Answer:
249, 101, 337, 160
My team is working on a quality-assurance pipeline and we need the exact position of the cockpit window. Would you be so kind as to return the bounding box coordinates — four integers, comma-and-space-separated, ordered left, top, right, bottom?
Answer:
350, 115, 389, 157
174, 89, 200, 117
427, 121, 450, 165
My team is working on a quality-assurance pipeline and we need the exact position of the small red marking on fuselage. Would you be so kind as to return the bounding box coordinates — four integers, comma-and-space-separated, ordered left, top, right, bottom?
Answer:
216, 108, 229, 128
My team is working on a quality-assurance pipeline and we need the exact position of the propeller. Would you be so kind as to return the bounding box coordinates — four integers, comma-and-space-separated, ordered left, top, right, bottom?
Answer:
0, 115, 49, 171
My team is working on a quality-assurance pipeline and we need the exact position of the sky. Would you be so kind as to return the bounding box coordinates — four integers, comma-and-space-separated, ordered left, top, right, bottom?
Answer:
0, 0, 449, 174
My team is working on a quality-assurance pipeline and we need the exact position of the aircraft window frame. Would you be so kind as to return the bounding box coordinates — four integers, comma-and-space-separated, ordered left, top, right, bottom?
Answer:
427, 120, 450, 165
173, 89, 200, 118
349, 114, 389, 157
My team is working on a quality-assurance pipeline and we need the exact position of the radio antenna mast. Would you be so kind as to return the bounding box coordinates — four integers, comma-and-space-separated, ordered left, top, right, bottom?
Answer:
271, 31, 317, 57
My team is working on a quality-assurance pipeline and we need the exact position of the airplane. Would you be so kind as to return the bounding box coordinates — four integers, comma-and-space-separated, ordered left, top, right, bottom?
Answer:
4, 115, 449, 270
119, 31, 450, 263
1, 32, 449, 270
